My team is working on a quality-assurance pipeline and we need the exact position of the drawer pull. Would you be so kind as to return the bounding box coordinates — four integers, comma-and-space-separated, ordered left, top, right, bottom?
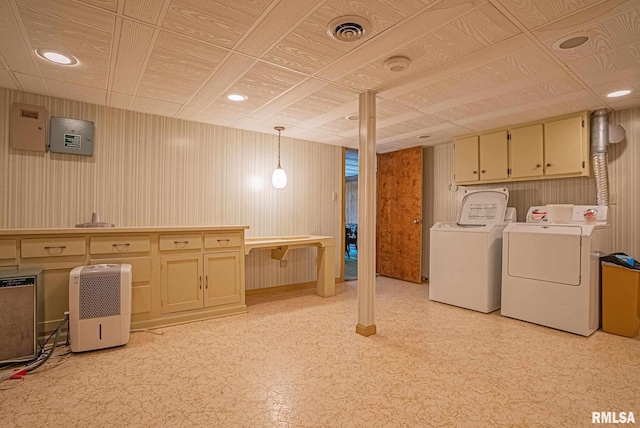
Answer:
112, 243, 130, 247
217, 239, 230, 242
44, 246, 67, 250
174, 241, 190, 244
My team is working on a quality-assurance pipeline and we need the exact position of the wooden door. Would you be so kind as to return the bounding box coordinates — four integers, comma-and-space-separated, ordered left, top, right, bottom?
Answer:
544, 116, 584, 175
510, 124, 544, 178
479, 131, 508, 181
377, 146, 423, 283
203, 252, 241, 307
160, 254, 202, 314
453, 136, 479, 183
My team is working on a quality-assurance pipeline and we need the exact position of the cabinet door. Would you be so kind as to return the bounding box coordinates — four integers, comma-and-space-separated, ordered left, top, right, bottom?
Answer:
161, 254, 202, 314
544, 116, 584, 176
510, 124, 544, 179
203, 252, 241, 307
453, 136, 479, 183
479, 131, 508, 181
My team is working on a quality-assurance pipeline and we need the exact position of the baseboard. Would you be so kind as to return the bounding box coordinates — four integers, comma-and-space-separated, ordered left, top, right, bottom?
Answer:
246, 281, 317, 296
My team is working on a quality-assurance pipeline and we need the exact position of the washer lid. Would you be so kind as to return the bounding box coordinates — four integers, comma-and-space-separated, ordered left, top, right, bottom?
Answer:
458, 188, 509, 226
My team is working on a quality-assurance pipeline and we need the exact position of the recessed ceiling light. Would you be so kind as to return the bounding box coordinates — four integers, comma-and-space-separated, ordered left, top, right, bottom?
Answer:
35, 49, 78, 65
345, 115, 359, 121
417, 134, 430, 139
227, 94, 248, 102
552, 34, 589, 50
607, 90, 632, 98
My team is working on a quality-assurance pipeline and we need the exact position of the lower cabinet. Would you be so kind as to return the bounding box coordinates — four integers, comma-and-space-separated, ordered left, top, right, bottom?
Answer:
204, 252, 241, 307
161, 251, 241, 314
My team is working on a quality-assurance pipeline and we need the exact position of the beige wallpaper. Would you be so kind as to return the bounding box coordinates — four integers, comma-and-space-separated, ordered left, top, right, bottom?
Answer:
0, 88, 343, 290
426, 106, 640, 260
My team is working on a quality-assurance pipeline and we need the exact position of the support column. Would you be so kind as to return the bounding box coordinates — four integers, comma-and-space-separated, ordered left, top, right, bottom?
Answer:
356, 91, 376, 337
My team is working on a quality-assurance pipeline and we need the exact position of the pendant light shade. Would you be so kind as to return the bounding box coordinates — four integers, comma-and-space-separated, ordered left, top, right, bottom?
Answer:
272, 167, 287, 188
272, 126, 287, 188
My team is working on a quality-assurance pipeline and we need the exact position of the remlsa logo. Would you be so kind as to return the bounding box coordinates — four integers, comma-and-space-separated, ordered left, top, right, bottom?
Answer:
592, 412, 635, 424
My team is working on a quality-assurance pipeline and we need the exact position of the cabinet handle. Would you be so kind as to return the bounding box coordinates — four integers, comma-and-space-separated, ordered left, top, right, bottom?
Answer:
112, 243, 130, 247
536, 164, 541, 168
546, 163, 551, 167
472, 170, 477, 174
44, 246, 66, 250
199, 275, 202, 290
481, 170, 486, 174
205, 275, 208, 289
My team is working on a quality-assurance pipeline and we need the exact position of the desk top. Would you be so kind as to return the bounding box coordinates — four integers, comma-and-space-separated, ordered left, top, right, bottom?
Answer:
244, 235, 335, 255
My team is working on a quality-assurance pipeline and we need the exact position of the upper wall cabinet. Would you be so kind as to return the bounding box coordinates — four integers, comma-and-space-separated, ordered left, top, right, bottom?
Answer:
479, 130, 508, 181
510, 124, 544, 179
544, 116, 585, 176
453, 136, 479, 183
454, 112, 590, 185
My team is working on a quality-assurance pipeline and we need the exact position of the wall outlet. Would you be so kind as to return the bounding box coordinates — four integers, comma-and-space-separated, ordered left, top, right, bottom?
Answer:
610, 193, 618, 205
280, 260, 287, 268
332, 192, 338, 201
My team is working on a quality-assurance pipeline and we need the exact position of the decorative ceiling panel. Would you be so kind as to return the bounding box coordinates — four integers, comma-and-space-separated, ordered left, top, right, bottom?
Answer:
162, 0, 273, 48
0, 0, 637, 153
137, 31, 227, 104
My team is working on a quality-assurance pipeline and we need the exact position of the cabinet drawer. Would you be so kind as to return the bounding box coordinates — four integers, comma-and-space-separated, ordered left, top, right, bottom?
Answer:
159, 234, 202, 251
0, 240, 17, 259
204, 232, 242, 249
90, 236, 150, 255
21, 237, 85, 258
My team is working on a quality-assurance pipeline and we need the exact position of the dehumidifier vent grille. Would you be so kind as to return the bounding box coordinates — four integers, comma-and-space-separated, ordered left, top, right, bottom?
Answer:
80, 274, 120, 319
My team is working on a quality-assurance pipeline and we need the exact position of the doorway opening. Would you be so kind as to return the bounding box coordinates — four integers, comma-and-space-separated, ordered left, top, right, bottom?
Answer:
345, 149, 358, 281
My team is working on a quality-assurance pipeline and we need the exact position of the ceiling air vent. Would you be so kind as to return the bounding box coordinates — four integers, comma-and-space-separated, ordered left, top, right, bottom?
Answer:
327, 16, 372, 42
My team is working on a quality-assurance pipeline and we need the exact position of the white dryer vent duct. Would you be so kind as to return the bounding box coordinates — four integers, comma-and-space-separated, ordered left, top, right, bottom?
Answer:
591, 109, 610, 206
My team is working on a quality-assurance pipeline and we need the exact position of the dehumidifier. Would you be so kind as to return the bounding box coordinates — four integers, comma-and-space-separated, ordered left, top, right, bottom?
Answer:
69, 264, 132, 352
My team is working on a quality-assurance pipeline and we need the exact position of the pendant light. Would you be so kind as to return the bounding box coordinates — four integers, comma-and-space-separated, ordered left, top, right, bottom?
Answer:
272, 126, 287, 188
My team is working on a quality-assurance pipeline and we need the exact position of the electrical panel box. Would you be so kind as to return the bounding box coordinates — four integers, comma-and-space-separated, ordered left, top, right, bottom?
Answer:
49, 116, 95, 156
10, 102, 47, 152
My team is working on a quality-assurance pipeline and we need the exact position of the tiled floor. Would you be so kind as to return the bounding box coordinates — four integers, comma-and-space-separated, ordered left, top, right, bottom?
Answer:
1, 277, 639, 427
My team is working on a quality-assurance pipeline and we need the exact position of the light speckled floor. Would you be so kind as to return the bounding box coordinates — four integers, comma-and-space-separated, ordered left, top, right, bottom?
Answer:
1, 277, 639, 427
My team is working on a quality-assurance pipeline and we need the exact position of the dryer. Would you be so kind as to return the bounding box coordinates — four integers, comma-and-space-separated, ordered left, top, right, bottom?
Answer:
429, 188, 516, 313
501, 206, 610, 336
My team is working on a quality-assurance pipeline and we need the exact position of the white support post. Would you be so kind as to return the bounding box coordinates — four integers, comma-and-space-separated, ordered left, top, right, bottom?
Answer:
356, 91, 376, 337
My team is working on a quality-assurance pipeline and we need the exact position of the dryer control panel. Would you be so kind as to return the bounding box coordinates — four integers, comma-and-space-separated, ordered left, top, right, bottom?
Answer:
525, 205, 608, 224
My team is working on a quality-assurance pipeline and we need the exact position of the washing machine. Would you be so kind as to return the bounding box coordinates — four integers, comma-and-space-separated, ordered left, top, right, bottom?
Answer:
429, 188, 516, 313
501, 205, 610, 336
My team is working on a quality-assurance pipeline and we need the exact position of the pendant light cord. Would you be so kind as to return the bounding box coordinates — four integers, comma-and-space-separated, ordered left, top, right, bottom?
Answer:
277, 128, 282, 168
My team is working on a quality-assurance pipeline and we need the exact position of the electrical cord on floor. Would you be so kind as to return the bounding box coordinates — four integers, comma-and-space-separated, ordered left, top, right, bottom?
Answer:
0, 313, 69, 385
130, 328, 164, 335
